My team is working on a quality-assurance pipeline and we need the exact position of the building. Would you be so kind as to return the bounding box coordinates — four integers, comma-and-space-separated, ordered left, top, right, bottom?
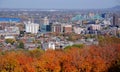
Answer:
0, 26, 20, 36
103, 20, 111, 25
101, 13, 106, 18
40, 24, 51, 33
5, 26, 20, 35
118, 18, 120, 26
42, 42, 55, 50
89, 12, 95, 18
63, 25, 72, 33
52, 23, 62, 33
25, 43, 37, 50
48, 42, 55, 50
25, 21, 39, 34
89, 24, 101, 30
5, 36, 15, 39
113, 14, 120, 26
41, 17, 49, 25
73, 27, 84, 34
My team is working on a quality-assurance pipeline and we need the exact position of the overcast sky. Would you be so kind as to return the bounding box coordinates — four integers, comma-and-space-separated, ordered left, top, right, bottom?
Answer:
0, 0, 119, 9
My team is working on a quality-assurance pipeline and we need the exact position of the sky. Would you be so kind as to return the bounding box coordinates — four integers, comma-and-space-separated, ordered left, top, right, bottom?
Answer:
0, 0, 119, 9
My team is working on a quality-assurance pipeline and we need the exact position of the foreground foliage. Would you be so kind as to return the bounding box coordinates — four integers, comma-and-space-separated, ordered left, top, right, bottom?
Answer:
0, 37, 120, 72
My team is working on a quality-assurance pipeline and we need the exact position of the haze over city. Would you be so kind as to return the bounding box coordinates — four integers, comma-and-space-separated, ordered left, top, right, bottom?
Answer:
0, 0, 120, 9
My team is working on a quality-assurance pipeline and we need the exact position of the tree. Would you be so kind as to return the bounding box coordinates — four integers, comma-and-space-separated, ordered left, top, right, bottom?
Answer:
5, 39, 16, 45
18, 41, 24, 49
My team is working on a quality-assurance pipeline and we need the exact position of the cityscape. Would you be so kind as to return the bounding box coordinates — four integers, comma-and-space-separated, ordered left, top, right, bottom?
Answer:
0, 6, 120, 50
0, 0, 120, 72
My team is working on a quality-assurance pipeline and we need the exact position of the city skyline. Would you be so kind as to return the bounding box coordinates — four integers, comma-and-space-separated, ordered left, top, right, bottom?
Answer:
0, 0, 120, 9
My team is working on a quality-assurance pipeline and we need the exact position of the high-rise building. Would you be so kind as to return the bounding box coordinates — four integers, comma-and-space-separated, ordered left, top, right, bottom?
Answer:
41, 17, 49, 25
118, 18, 120, 26
40, 24, 51, 33
25, 21, 39, 34
52, 23, 62, 33
113, 14, 120, 26
101, 13, 106, 18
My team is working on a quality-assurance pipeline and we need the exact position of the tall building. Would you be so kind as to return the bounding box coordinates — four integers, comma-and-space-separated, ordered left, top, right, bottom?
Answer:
40, 24, 51, 33
101, 13, 106, 18
40, 17, 51, 33
52, 23, 62, 33
118, 18, 120, 26
113, 14, 120, 26
41, 17, 49, 25
25, 21, 39, 34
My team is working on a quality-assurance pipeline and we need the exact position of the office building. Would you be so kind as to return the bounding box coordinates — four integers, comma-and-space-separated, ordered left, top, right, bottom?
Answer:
40, 24, 51, 33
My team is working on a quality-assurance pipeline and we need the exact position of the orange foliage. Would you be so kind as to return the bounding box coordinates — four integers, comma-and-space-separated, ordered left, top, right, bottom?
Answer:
0, 38, 120, 72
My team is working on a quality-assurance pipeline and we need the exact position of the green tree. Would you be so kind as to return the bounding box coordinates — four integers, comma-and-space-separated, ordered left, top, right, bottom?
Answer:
5, 39, 15, 45
18, 41, 24, 49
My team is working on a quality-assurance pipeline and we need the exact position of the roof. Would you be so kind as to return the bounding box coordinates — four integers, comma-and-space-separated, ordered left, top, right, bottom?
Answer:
72, 14, 103, 21
72, 15, 84, 21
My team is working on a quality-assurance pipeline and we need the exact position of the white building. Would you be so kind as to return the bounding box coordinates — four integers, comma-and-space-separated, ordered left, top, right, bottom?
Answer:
48, 42, 55, 50
5, 26, 20, 35
90, 24, 101, 30
73, 27, 84, 34
42, 42, 55, 50
5, 36, 15, 39
25, 21, 39, 34
0, 26, 20, 36
103, 20, 111, 25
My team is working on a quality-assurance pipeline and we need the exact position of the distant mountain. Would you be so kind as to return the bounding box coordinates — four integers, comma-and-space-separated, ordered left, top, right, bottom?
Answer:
111, 5, 120, 10
105, 5, 120, 11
